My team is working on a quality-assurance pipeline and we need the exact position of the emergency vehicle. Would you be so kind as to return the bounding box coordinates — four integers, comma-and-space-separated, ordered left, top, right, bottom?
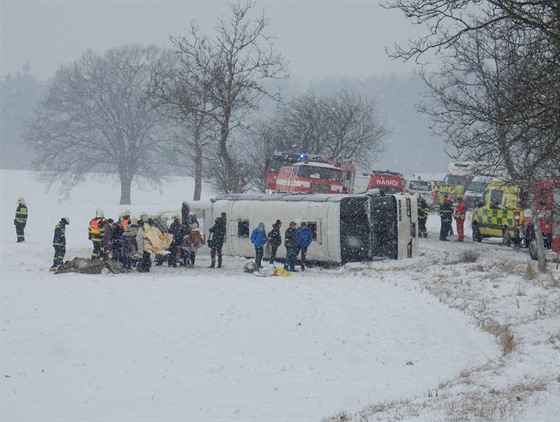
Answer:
471, 179, 560, 260
435, 162, 475, 205
265, 152, 356, 194
404, 178, 435, 208
354, 170, 404, 195
464, 174, 497, 208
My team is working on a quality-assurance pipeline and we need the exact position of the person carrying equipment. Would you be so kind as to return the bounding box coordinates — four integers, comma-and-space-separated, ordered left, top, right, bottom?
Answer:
51, 217, 69, 271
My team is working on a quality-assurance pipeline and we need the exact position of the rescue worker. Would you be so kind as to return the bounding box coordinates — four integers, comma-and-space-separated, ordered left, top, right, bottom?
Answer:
121, 223, 138, 272
14, 197, 28, 242
267, 219, 282, 265
208, 216, 226, 268
51, 217, 69, 271
439, 195, 454, 241
111, 220, 124, 262
119, 210, 131, 232
296, 222, 313, 271
89, 208, 107, 260
250, 222, 267, 269
284, 221, 298, 272
417, 196, 429, 238
454, 195, 468, 242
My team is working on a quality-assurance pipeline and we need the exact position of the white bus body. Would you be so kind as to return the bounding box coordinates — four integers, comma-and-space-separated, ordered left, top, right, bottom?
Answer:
204, 193, 418, 264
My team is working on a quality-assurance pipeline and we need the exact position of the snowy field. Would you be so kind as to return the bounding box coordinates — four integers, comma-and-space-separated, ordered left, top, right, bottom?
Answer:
1, 170, 558, 421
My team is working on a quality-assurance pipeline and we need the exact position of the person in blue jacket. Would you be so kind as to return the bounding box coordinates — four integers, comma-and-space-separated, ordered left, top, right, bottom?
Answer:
296, 222, 313, 271
250, 222, 267, 269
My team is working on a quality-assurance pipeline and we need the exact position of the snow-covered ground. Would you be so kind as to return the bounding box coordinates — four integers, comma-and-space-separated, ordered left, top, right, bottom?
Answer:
1, 170, 558, 421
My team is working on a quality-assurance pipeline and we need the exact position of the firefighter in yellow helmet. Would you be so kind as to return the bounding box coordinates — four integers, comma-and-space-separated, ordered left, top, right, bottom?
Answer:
14, 197, 28, 242
51, 217, 69, 271
89, 208, 107, 260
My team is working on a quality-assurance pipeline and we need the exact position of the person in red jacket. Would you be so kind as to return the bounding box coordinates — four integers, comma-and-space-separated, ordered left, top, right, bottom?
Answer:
454, 196, 468, 242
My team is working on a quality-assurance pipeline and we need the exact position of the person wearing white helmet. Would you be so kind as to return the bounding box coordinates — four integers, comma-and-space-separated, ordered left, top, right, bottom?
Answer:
51, 217, 69, 271
14, 197, 28, 242
89, 208, 107, 260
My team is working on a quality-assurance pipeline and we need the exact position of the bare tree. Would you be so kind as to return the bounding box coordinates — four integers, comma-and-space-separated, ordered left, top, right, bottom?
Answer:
27, 44, 172, 205
416, 14, 558, 270
244, 89, 386, 189
166, 0, 288, 194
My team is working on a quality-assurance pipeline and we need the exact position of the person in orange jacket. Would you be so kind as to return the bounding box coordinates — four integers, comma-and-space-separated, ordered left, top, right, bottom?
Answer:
454, 196, 468, 242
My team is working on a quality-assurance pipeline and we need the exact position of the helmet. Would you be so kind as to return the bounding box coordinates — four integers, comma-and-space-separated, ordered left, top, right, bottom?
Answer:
188, 211, 196, 216
123, 209, 131, 216
17, 197, 26, 205
62, 217, 70, 224
130, 217, 138, 225
95, 208, 104, 218
139, 212, 149, 220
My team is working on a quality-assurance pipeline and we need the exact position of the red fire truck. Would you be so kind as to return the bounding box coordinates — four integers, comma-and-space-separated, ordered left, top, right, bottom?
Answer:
265, 152, 356, 194
353, 170, 405, 195
525, 179, 560, 260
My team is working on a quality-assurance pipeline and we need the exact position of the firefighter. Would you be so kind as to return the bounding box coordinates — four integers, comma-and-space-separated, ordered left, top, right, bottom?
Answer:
439, 195, 454, 241
454, 196, 468, 242
417, 196, 429, 238
119, 210, 131, 232
89, 208, 107, 260
14, 197, 28, 242
51, 217, 69, 271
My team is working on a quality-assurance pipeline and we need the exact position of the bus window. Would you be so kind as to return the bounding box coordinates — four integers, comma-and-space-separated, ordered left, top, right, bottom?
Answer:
304, 221, 318, 241
238, 219, 250, 238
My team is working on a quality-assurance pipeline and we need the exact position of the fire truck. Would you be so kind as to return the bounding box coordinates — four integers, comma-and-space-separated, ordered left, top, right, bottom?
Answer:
354, 170, 405, 195
265, 152, 356, 194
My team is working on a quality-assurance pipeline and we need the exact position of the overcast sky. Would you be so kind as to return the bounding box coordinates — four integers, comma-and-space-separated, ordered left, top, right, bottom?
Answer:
1, 0, 421, 82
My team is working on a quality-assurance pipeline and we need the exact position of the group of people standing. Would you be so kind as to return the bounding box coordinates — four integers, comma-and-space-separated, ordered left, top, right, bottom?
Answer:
417, 194, 467, 242
439, 195, 467, 242
250, 220, 313, 272
85, 204, 211, 273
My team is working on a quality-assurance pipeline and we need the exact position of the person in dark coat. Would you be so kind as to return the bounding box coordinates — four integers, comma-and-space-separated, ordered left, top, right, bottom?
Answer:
439, 195, 454, 241
111, 220, 124, 262
283, 221, 298, 272
267, 219, 282, 264
181, 201, 190, 226
121, 224, 138, 272
51, 217, 69, 271
296, 222, 313, 271
250, 222, 267, 269
103, 219, 115, 260
208, 216, 226, 268
14, 197, 28, 242
168, 215, 187, 267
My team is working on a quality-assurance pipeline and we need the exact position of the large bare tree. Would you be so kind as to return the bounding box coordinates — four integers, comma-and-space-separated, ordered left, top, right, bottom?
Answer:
164, 0, 288, 194
388, 1, 559, 271
27, 44, 172, 205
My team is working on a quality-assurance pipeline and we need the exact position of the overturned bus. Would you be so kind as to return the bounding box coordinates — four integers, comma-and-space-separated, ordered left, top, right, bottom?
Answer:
203, 192, 418, 264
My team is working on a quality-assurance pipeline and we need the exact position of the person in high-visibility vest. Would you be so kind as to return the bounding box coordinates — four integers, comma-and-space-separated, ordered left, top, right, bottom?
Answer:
51, 217, 69, 271
14, 197, 28, 242
89, 208, 107, 260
